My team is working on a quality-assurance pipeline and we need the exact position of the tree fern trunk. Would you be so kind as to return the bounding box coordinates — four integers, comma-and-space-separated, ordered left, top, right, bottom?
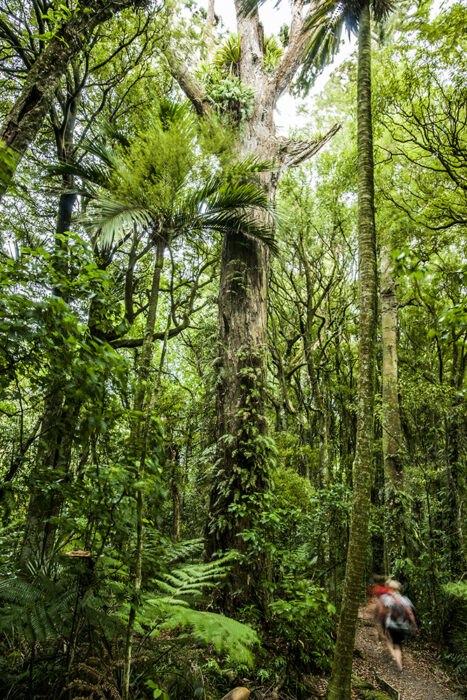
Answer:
327, 2, 377, 697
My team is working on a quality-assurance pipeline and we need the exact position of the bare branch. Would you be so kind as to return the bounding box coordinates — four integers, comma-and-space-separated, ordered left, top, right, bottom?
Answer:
273, 0, 315, 98
163, 47, 211, 117
276, 122, 341, 173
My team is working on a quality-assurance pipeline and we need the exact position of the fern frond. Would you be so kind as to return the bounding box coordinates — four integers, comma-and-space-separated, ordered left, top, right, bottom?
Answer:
165, 538, 205, 563
154, 557, 231, 602
159, 606, 259, 666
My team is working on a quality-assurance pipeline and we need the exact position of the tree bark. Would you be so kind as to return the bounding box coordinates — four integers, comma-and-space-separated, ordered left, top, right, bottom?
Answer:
166, 0, 339, 607
19, 392, 80, 570
380, 243, 404, 573
327, 3, 377, 697
0, 0, 144, 199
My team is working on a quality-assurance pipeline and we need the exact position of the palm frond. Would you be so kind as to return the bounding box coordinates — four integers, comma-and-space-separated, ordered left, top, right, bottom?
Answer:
47, 161, 113, 190
373, 0, 395, 21
174, 179, 279, 253
228, 154, 277, 177
153, 98, 191, 131
82, 198, 153, 247
299, 2, 348, 92
83, 139, 122, 171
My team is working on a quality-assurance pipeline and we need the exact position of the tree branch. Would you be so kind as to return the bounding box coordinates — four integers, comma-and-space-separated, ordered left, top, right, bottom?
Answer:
273, 0, 314, 98
110, 318, 191, 348
163, 46, 211, 117
276, 122, 341, 173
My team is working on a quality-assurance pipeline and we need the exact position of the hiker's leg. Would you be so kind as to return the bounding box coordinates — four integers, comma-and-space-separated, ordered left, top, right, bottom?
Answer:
376, 616, 386, 643
393, 644, 402, 671
385, 630, 396, 660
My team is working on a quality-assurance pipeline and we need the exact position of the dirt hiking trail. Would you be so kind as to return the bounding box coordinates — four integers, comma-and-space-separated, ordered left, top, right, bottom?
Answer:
351, 607, 462, 699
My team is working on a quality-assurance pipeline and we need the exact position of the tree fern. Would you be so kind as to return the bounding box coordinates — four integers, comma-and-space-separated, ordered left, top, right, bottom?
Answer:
135, 549, 259, 666
0, 574, 72, 643
0, 572, 121, 643
159, 607, 258, 666
153, 556, 232, 605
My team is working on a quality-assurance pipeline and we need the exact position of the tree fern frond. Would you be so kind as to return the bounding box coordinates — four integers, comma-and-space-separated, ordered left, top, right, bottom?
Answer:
165, 538, 205, 563
154, 558, 231, 602
159, 606, 259, 666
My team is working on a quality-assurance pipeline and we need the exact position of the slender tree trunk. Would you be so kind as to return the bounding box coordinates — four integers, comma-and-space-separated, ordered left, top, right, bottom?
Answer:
327, 3, 377, 697
170, 446, 181, 542
0, 0, 142, 199
444, 345, 465, 577
380, 244, 404, 573
122, 234, 166, 700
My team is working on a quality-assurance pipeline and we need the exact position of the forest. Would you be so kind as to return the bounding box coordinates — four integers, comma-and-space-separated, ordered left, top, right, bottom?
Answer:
0, 0, 465, 698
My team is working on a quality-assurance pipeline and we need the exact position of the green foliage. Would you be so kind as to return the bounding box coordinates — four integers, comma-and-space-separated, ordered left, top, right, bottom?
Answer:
263, 35, 284, 73
0, 567, 121, 646
37, 1, 83, 45
269, 586, 335, 672
160, 607, 258, 666
204, 67, 255, 124
213, 33, 241, 72
0, 1, 466, 697
59, 99, 276, 250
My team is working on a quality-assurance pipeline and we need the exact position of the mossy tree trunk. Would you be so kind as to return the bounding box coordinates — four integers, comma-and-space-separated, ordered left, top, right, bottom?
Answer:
166, 0, 339, 607
327, 2, 377, 697
380, 243, 404, 574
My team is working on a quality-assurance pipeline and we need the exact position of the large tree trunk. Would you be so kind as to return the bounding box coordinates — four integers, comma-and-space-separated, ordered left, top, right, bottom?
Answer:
166, 0, 339, 607
380, 243, 404, 573
0, 0, 143, 199
205, 3, 279, 609
207, 226, 271, 600
327, 2, 377, 697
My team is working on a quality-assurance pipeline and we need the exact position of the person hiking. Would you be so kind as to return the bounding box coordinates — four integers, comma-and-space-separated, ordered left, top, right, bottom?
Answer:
379, 579, 417, 672
367, 581, 392, 642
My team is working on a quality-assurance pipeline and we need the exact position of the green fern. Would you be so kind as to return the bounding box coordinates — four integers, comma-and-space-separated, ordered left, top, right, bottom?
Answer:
154, 556, 231, 605
0, 573, 121, 644
0, 574, 72, 643
136, 549, 258, 665
159, 606, 258, 666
